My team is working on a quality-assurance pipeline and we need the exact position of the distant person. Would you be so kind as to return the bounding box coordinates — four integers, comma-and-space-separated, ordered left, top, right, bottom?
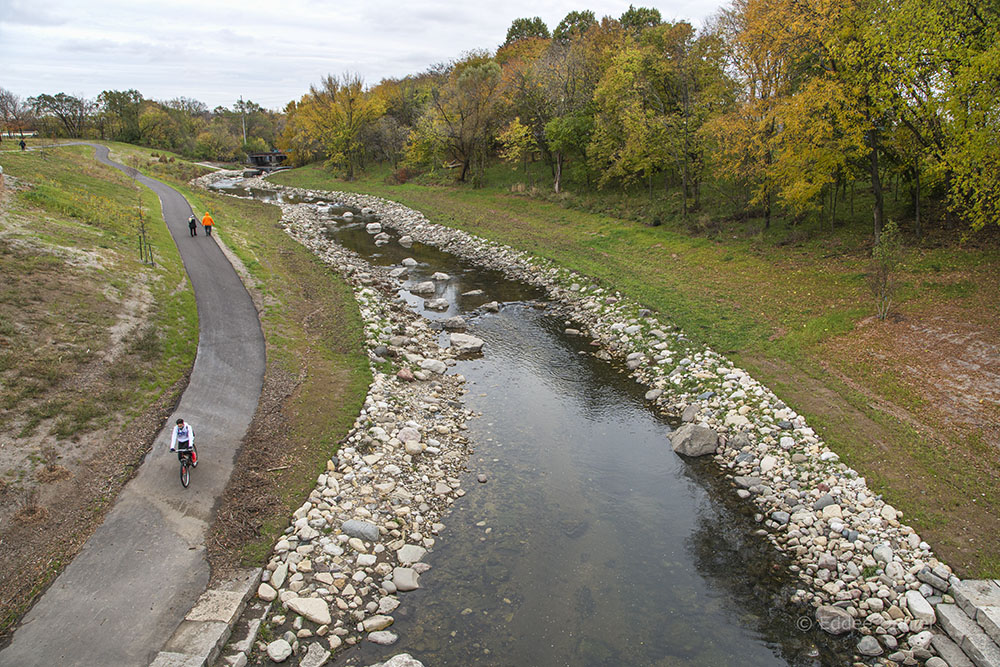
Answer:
170, 418, 197, 464
188, 214, 198, 236
202, 211, 214, 236
19, 139, 26, 151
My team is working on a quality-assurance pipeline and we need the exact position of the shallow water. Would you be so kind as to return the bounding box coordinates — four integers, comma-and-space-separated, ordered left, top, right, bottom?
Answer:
263, 195, 857, 665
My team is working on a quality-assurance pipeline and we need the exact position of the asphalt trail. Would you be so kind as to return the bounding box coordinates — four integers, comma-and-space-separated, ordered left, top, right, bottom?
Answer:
0, 145, 265, 666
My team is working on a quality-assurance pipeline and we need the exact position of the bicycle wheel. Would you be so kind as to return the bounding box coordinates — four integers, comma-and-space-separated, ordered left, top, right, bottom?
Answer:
180, 460, 190, 487
191, 444, 198, 468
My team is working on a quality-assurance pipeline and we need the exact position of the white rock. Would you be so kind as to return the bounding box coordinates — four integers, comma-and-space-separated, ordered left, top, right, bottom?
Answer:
287, 597, 332, 626
393, 567, 420, 591
272, 562, 288, 589
258, 583, 277, 601
397, 544, 427, 565
299, 642, 330, 667
904, 590, 936, 625
267, 639, 293, 662
362, 615, 394, 632
449, 333, 484, 354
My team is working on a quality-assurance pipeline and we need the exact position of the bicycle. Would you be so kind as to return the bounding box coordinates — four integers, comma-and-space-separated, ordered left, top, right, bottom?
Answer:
177, 443, 198, 488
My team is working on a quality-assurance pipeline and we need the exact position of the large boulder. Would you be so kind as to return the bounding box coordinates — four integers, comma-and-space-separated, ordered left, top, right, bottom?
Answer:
815, 605, 855, 635
449, 333, 484, 355
410, 281, 436, 295
286, 597, 332, 625
669, 423, 719, 457
342, 519, 379, 542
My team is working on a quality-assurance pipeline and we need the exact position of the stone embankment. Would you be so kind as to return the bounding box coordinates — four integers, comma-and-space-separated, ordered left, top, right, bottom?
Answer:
197, 171, 997, 667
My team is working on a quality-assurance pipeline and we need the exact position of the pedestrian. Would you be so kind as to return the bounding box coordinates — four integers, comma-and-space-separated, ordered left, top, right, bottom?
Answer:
19, 139, 26, 151
188, 214, 198, 236
202, 211, 214, 236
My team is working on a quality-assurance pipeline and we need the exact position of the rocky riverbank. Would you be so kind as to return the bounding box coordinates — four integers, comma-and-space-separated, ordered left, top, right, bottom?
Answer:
197, 171, 965, 666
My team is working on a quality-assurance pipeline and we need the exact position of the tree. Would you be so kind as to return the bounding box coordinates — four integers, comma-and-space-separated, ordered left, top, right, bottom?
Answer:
553, 10, 596, 43
285, 74, 385, 179
498, 116, 537, 176
139, 106, 182, 150
869, 219, 902, 319
29, 92, 93, 137
0, 88, 32, 138
195, 123, 240, 161
504, 17, 550, 46
422, 53, 505, 183
620, 5, 662, 35
544, 111, 593, 192
97, 89, 142, 142
704, 0, 800, 228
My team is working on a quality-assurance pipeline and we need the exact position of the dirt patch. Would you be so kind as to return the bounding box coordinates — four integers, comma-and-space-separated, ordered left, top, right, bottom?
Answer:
205, 365, 300, 581
746, 296, 1000, 575
0, 376, 187, 640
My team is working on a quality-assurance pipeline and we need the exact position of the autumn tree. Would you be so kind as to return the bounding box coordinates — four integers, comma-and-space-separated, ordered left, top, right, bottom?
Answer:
285, 74, 385, 179
498, 116, 537, 177
704, 0, 799, 228
419, 52, 505, 183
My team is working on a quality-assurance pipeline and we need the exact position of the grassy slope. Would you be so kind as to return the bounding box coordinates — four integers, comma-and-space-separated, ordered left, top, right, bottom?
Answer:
273, 162, 1000, 577
105, 143, 372, 569
0, 143, 197, 635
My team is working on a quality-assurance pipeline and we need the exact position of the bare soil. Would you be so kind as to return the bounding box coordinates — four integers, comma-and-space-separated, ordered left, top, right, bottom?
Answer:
0, 375, 187, 639
749, 295, 1000, 575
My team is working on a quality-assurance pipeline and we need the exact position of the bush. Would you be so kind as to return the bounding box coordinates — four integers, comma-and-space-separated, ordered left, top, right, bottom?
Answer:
868, 220, 903, 320
386, 166, 421, 185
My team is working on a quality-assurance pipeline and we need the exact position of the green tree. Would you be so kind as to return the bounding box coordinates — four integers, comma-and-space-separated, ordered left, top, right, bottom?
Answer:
423, 53, 505, 183
28, 93, 93, 137
504, 17, 550, 45
97, 89, 142, 142
620, 5, 662, 35
553, 10, 596, 43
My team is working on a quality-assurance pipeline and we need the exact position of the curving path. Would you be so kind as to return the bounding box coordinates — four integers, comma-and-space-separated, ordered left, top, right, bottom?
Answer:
0, 145, 265, 666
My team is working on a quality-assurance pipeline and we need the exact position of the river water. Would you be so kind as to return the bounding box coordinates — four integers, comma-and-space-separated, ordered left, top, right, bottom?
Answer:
211, 182, 857, 666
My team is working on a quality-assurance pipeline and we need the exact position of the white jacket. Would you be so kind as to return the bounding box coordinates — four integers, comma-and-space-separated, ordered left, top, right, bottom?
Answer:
170, 423, 195, 450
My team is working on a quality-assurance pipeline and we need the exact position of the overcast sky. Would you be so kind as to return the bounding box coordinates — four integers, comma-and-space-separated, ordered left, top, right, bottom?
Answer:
0, 0, 727, 111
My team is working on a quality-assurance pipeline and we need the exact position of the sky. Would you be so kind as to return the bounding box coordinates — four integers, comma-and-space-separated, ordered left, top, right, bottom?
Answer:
0, 0, 727, 111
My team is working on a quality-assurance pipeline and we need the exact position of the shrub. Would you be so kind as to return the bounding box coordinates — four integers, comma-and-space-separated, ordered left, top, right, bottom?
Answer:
868, 220, 903, 320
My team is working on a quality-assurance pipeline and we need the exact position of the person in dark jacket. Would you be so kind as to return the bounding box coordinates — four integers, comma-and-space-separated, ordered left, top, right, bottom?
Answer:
188, 215, 198, 236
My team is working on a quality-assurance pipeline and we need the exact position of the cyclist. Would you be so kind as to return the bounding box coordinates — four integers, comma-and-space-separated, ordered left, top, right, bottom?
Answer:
170, 418, 197, 465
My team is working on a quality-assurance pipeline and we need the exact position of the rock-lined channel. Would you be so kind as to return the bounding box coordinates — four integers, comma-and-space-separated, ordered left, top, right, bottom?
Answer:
202, 173, 948, 667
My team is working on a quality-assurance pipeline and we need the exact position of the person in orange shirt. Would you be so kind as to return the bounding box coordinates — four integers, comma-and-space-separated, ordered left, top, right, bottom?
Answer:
201, 212, 215, 236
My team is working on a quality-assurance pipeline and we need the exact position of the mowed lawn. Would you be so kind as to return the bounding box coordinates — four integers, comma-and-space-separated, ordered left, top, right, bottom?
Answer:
274, 163, 1000, 577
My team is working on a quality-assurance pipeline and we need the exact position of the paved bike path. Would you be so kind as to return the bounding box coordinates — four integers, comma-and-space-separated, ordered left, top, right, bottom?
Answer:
0, 145, 265, 666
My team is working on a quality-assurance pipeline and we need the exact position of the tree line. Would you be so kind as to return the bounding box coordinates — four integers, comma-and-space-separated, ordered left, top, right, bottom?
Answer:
0, 87, 283, 162
280, 0, 1000, 238
5, 0, 997, 238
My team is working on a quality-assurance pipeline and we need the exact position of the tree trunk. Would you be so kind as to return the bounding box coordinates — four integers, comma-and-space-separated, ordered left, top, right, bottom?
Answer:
913, 162, 921, 238
554, 152, 562, 194
867, 126, 884, 243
